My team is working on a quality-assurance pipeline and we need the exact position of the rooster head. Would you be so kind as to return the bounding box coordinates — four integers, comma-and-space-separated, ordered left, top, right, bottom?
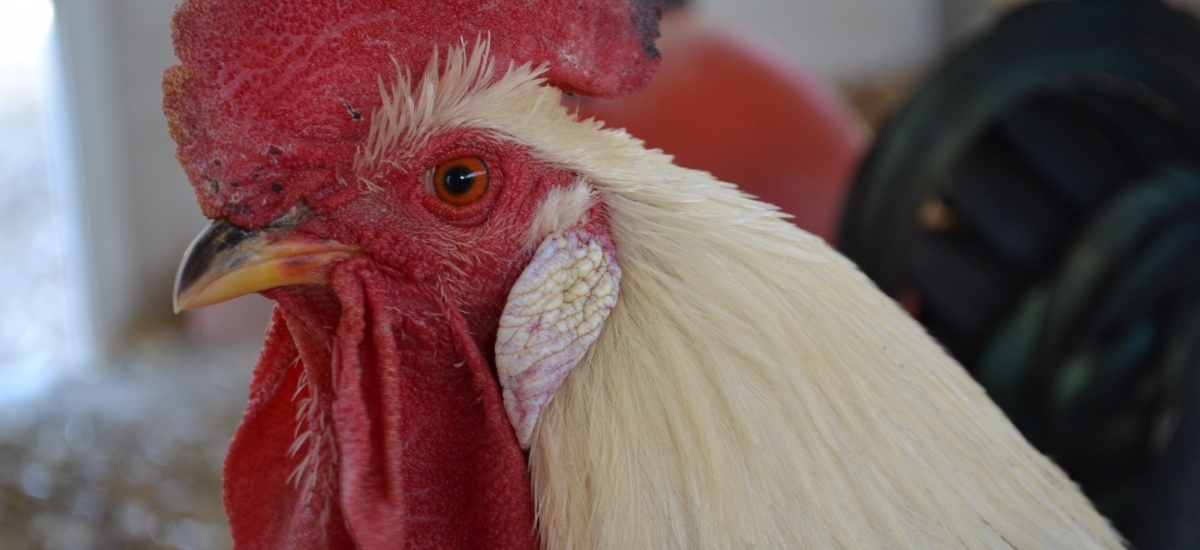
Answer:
165, 1, 660, 548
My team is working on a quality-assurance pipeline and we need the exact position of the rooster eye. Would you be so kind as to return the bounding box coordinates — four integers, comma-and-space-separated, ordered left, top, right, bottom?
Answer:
431, 157, 489, 206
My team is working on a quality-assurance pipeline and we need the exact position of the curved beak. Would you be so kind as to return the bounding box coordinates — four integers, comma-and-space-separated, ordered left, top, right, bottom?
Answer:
173, 219, 363, 313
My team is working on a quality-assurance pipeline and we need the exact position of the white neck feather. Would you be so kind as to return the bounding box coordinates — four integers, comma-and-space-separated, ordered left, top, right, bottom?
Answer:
365, 42, 1122, 549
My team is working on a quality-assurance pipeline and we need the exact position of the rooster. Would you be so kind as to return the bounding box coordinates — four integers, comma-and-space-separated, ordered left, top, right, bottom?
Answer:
165, 0, 1123, 548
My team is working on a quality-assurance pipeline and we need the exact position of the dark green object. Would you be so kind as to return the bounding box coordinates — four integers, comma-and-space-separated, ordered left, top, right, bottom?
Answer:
838, 1, 1200, 546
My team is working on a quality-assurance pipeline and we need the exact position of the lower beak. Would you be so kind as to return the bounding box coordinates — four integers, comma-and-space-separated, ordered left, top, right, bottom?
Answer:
173, 219, 363, 313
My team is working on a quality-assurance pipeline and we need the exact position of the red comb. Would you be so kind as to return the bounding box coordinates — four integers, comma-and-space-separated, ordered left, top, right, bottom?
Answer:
164, 0, 662, 227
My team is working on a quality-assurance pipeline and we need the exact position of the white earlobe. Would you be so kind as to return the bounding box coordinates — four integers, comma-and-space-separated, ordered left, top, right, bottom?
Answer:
495, 226, 620, 448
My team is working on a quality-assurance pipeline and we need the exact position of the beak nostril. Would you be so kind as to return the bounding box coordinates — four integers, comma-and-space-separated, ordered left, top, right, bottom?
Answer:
268, 203, 312, 228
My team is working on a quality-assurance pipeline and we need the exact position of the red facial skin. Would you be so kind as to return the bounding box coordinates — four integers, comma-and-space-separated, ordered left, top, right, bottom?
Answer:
221, 130, 577, 549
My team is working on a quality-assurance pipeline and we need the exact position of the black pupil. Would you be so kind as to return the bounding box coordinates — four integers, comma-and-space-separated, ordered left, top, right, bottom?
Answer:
442, 165, 480, 195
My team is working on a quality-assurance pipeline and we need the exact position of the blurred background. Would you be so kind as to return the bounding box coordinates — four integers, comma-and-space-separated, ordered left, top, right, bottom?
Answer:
2, 0, 1199, 548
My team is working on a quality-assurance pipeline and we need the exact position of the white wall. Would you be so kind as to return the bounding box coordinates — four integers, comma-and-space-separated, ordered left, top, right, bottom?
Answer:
52, 0, 205, 360
697, 0, 941, 82
697, 0, 1200, 83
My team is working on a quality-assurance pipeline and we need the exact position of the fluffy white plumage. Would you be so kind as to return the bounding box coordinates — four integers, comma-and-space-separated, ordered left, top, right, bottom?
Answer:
362, 41, 1124, 549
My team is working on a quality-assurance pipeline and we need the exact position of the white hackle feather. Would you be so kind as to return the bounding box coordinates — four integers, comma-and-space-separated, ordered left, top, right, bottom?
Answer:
524, 179, 596, 247
360, 41, 1124, 550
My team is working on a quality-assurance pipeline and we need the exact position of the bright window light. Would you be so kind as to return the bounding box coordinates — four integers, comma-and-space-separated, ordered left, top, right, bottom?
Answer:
0, 0, 87, 400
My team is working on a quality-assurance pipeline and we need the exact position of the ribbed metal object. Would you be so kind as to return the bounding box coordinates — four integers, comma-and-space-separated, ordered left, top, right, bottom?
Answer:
839, 1, 1200, 545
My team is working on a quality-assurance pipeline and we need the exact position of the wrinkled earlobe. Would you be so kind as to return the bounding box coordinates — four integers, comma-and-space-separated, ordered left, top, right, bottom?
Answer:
495, 225, 620, 448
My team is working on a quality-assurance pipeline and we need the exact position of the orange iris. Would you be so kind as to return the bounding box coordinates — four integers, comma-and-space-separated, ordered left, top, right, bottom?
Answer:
432, 157, 489, 206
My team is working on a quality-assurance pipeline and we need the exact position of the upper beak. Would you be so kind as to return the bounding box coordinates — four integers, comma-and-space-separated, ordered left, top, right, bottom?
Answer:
173, 217, 363, 313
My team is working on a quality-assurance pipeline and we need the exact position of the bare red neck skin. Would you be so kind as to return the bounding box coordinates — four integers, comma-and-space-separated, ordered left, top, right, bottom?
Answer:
223, 257, 538, 549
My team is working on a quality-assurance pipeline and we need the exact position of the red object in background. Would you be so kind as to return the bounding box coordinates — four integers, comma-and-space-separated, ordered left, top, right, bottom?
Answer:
573, 9, 867, 243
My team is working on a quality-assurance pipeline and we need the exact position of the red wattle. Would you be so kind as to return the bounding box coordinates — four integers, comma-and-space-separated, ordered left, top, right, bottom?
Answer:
222, 259, 538, 549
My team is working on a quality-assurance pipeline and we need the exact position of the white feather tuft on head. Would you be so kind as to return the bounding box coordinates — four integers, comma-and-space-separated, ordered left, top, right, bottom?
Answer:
524, 179, 596, 248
